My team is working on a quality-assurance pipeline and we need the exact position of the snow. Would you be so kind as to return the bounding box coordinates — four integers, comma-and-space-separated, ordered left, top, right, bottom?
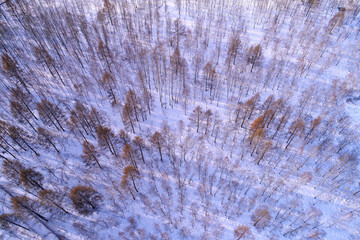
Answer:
1, 0, 360, 239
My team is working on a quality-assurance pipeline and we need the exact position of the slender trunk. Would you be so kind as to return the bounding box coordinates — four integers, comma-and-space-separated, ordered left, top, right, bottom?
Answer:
158, 146, 163, 161
128, 185, 135, 200
12, 104, 37, 132
9, 134, 27, 151
0, 142, 17, 158
0, 135, 19, 153
4, 219, 30, 231
26, 175, 44, 190
53, 66, 65, 86
110, 140, 117, 156
50, 200, 69, 214
109, 87, 116, 104
24, 205, 48, 222
251, 142, 257, 156
129, 151, 137, 170
21, 137, 39, 156
241, 112, 247, 128
125, 107, 135, 133
130, 175, 138, 192
103, 137, 114, 155
79, 193, 96, 209
92, 153, 102, 169
17, 96, 38, 120
285, 134, 296, 149
237, 231, 245, 240
48, 108, 65, 131
39, 104, 60, 131
250, 58, 256, 72
47, 138, 60, 153
253, 214, 265, 227
42, 194, 69, 214
139, 146, 145, 163
74, 122, 87, 141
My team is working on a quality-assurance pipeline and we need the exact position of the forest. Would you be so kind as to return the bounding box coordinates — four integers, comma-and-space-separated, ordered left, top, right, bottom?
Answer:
0, 0, 360, 239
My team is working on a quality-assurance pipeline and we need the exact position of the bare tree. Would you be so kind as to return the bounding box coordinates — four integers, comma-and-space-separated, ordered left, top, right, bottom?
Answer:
234, 225, 252, 239
2, 54, 30, 93
0, 213, 30, 232
100, 72, 117, 105
189, 106, 203, 133
38, 189, 69, 214
133, 136, 146, 163
251, 207, 271, 230
327, 11, 345, 34
10, 87, 37, 131
122, 102, 136, 133
37, 127, 60, 153
204, 109, 212, 135
121, 165, 140, 200
98, 40, 112, 73
9, 126, 39, 156
96, 125, 117, 155
1, 159, 24, 184
304, 116, 321, 141
68, 102, 97, 139
69, 185, 102, 215
81, 141, 102, 169
37, 99, 65, 131
285, 118, 305, 149
150, 131, 164, 161
122, 144, 138, 170
118, 129, 131, 145
226, 34, 241, 69
247, 44, 262, 72
249, 128, 266, 156
19, 168, 44, 191
11, 196, 48, 222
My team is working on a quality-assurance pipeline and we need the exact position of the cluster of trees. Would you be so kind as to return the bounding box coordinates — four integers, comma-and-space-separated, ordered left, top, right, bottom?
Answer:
0, 0, 359, 239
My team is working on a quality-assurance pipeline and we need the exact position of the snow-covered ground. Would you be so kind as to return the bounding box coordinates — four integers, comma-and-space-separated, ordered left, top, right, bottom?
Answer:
0, 0, 360, 239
